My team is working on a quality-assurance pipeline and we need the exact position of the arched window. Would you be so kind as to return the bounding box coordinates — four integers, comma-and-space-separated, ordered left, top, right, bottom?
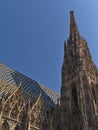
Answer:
72, 85, 78, 110
1, 120, 9, 130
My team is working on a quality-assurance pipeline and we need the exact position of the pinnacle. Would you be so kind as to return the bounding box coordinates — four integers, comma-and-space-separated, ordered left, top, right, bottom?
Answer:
70, 11, 80, 39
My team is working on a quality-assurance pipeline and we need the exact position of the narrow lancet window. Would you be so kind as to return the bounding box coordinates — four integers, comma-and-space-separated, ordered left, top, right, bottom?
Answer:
72, 86, 78, 110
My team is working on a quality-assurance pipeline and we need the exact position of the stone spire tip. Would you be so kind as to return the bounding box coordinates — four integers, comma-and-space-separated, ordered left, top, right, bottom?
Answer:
70, 11, 80, 38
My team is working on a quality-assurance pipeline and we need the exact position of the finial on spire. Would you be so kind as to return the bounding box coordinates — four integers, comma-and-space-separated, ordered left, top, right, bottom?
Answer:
70, 11, 80, 39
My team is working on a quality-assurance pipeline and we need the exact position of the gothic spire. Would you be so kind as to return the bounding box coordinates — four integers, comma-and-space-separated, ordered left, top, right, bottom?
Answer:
70, 11, 80, 39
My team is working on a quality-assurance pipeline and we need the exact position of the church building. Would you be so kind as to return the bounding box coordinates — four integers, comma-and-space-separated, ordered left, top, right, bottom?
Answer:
0, 11, 98, 130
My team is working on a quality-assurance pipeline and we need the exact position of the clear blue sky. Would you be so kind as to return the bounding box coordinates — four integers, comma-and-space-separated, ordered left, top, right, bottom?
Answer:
0, 0, 98, 93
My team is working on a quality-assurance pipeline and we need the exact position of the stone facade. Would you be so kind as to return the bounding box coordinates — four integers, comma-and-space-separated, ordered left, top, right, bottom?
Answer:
0, 11, 98, 130
60, 11, 98, 130
0, 80, 45, 130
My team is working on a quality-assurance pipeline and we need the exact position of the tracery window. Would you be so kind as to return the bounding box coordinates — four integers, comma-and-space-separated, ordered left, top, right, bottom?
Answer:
1, 120, 9, 130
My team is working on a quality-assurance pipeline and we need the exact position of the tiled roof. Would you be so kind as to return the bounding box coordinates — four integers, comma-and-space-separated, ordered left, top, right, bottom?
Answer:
0, 63, 59, 108
0, 90, 3, 99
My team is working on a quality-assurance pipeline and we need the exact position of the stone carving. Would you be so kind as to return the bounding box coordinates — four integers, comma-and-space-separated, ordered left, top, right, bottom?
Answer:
60, 11, 98, 130
0, 80, 45, 130
0, 11, 98, 130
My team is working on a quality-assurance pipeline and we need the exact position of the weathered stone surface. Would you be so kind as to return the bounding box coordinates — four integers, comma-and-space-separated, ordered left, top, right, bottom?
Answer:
60, 11, 98, 130
0, 80, 45, 130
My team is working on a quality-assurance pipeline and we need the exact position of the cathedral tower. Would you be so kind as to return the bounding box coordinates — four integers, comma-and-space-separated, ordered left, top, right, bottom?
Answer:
60, 11, 98, 130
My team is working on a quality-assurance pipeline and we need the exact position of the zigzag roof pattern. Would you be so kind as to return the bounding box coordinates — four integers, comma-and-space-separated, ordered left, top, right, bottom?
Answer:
0, 63, 59, 108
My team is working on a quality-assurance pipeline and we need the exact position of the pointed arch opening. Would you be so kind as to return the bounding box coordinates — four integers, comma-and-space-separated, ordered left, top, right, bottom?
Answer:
1, 120, 9, 130
71, 83, 79, 111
